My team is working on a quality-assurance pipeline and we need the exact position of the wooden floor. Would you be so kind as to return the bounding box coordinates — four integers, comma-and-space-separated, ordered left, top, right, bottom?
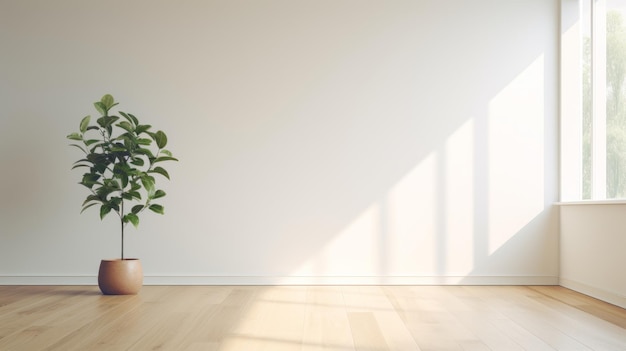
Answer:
0, 285, 624, 351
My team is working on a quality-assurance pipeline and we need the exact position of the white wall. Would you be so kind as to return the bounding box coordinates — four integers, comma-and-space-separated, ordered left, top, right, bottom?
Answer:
0, 0, 559, 285
560, 204, 626, 308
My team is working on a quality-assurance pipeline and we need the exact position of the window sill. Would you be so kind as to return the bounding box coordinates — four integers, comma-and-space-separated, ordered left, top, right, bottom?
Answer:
556, 199, 626, 205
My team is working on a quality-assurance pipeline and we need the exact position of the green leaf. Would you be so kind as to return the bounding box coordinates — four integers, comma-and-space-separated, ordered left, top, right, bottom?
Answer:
85, 139, 101, 146
101, 94, 115, 109
149, 166, 170, 179
153, 130, 168, 148
110, 147, 128, 153
80, 181, 99, 190
125, 213, 140, 228
119, 111, 136, 127
96, 116, 106, 128
114, 162, 133, 175
81, 173, 101, 188
67, 133, 83, 141
161, 149, 173, 157
120, 173, 129, 188
92, 162, 108, 174
82, 194, 101, 207
69, 143, 87, 153
154, 156, 178, 163
109, 197, 121, 211
72, 158, 91, 165
131, 205, 144, 214
149, 204, 164, 214
131, 182, 142, 191
94, 101, 106, 116
131, 157, 145, 167
117, 121, 134, 133
127, 113, 139, 126
96, 115, 120, 129
117, 134, 138, 150
136, 148, 155, 158
71, 163, 91, 170
104, 178, 121, 190
136, 124, 152, 134
95, 184, 116, 199
152, 189, 166, 199
141, 176, 155, 197
100, 205, 112, 219
80, 115, 91, 133
137, 138, 152, 145
80, 202, 99, 214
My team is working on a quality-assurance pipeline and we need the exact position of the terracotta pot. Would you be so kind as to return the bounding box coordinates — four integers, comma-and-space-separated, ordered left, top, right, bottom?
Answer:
98, 259, 143, 295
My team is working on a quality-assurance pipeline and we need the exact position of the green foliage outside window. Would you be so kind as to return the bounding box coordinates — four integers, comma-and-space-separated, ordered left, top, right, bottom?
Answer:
582, 10, 626, 199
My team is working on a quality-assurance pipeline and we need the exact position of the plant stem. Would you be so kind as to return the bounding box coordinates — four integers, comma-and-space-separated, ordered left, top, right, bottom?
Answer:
121, 198, 124, 260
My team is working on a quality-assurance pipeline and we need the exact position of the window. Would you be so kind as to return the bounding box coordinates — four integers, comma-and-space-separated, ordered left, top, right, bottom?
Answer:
562, 0, 626, 201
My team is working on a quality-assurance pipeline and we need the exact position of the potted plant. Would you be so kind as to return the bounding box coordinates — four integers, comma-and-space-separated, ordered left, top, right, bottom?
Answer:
67, 94, 177, 295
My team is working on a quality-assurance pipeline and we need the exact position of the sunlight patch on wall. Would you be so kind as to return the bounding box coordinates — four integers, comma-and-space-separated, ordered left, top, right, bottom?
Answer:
443, 118, 475, 275
292, 123, 479, 278
292, 151, 441, 277
488, 55, 545, 255
293, 203, 381, 276
291, 53, 547, 278
386, 151, 439, 275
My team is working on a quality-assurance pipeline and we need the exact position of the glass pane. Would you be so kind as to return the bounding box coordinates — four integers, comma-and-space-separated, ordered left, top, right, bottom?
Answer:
606, 0, 626, 198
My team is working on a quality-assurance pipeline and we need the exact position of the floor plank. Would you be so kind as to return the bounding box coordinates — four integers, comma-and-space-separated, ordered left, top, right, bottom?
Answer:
0, 285, 623, 351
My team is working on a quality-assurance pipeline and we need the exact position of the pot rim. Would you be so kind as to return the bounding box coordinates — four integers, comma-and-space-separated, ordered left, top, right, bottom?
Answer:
101, 258, 141, 262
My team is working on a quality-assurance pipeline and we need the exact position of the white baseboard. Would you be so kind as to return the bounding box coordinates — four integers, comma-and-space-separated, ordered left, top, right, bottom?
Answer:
0, 275, 558, 286
145, 275, 559, 285
0, 276, 96, 285
559, 278, 626, 309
